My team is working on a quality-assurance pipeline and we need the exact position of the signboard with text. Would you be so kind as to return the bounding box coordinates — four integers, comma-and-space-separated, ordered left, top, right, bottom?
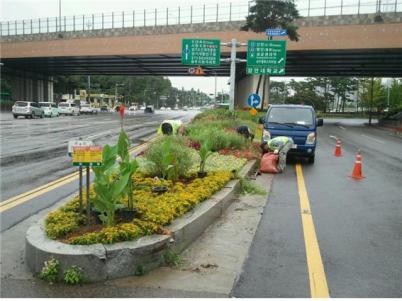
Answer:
182, 39, 221, 66
265, 28, 288, 37
247, 40, 287, 75
72, 146, 103, 167
68, 139, 93, 156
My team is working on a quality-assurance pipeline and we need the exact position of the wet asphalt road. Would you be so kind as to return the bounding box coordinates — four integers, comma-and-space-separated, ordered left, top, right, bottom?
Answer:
232, 119, 402, 297
0, 110, 197, 230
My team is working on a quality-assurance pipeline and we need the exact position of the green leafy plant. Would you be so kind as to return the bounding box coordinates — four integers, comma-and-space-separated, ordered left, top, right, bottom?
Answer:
144, 136, 192, 183
240, 178, 266, 195
117, 131, 139, 210
39, 257, 60, 284
63, 265, 83, 285
198, 140, 213, 173
163, 248, 182, 267
92, 131, 133, 226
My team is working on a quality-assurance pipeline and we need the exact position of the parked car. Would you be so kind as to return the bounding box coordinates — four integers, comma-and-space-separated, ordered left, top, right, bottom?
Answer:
79, 104, 97, 114
259, 104, 323, 164
144, 105, 154, 113
39, 102, 59, 117
12, 101, 44, 119
58, 102, 80, 116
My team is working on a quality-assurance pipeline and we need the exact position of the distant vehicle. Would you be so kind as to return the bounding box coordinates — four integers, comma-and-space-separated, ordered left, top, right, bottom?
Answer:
12, 101, 44, 119
144, 105, 154, 113
100, 105, 110, 113
126, 106, 138, 115
58, 102, 80, 116
39, 102, 59, 117
166, 107, 172, 111
140, 106, 146, 110
259, 104, 323, 164
183, 106, 188, 111
160, 106, 166, 111
80, 103, 97, 114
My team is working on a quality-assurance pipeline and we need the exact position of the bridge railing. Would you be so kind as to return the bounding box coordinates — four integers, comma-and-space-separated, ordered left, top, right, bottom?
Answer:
1, 0, 401, 37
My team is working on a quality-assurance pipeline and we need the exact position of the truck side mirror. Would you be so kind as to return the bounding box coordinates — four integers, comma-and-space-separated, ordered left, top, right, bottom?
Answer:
258, 116, 265, 124
317, 118, 324, 127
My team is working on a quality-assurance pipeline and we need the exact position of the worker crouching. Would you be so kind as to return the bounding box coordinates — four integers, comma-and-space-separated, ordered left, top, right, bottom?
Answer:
260, 136, 294, 173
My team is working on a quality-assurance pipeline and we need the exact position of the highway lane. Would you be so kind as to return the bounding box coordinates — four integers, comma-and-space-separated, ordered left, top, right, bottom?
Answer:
0, 111, 194, 201
0, 110, 197, 231
232, 120, 402, 297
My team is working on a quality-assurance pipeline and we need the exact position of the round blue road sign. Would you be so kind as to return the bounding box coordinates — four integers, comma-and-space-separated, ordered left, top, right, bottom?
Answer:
247, 94, 261, 107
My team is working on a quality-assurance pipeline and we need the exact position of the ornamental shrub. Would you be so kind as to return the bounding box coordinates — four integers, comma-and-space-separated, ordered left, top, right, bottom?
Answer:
143, 136, 192, 182
39, 257, 60, 284
63, 265, 83, 284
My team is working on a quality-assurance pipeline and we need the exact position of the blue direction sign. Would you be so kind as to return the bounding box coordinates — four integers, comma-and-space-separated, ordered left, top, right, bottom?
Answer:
265, 28, 288, 37
247, 94, 261, 108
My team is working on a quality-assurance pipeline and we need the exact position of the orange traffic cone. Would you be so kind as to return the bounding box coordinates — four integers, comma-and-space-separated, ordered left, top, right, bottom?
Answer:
334, 139, 342, 157
350, 150, 365, 180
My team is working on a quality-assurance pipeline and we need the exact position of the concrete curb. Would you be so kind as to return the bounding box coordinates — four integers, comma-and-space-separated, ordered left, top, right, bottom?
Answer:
25, 160, 256, 282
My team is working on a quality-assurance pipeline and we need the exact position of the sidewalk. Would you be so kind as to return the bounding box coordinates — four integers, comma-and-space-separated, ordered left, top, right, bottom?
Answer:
1, 174, 273, 297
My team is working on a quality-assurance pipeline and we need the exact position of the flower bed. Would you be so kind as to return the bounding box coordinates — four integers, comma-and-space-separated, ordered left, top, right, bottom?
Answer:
44, 109, 258, 246
45, 171, 235, 245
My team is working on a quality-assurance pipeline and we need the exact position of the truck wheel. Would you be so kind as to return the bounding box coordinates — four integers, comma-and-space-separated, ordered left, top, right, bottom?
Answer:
307, 155, 315, 164
13, 115, 18, 119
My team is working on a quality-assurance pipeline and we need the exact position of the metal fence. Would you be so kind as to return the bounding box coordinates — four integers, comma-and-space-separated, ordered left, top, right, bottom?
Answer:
1, 0, 401, 37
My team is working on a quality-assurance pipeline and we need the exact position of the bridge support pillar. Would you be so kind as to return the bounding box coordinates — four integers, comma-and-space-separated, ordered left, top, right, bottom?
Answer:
235, 75, 269, 109
9, 72, 54, 102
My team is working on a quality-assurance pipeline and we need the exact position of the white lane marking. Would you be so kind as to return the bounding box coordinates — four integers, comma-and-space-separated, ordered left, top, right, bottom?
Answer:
329, 135, 338, 140
338, 126, 346, 130
361, 134, 385, 144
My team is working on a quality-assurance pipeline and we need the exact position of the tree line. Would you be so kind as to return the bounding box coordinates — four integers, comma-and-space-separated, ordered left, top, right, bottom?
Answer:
53, 75, 215, 108
269, 77, 402, 115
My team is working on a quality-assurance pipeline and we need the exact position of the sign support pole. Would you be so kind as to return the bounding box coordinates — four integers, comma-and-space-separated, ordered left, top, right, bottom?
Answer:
86, 166, 90, 224
79, 166, 83, 214
229, 38, 237, 111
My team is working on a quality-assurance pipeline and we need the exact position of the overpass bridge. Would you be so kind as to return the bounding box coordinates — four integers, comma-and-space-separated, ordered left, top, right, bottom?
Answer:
1, 1, 402, 105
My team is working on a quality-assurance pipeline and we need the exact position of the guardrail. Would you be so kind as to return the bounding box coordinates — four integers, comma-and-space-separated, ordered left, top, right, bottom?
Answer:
1, 0, 401, 37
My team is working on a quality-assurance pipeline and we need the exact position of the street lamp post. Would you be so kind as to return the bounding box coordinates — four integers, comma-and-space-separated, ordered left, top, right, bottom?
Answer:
59, 0, 61, 32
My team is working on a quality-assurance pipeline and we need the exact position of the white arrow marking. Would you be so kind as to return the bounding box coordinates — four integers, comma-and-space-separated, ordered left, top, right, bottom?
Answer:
278, 58, 284, 64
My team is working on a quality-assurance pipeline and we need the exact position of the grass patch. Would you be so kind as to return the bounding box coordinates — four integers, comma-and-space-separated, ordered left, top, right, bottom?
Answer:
240, 178, 266, 196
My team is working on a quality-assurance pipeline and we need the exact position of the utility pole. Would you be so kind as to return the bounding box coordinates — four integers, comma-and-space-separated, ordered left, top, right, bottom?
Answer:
59, 0, 62, 32
87, 75, 91, 104
369, 77, 374, 126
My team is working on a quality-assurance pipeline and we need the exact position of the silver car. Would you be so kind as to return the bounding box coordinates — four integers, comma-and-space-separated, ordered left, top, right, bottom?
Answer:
12, 101, 44, 119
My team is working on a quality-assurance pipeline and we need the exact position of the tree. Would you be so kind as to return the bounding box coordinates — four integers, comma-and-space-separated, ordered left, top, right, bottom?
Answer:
329, 77, 357, 112
269, 81, 288, 104
388, 79, 402, 111
307, 77, 334, 113
241, 0, 300, 110
241, 0, 300, 41
286, 79, 326, 111
360, 78, 386, 113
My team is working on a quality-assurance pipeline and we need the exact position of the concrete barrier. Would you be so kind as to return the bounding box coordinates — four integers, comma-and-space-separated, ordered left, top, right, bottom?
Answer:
25, 160, 256, 282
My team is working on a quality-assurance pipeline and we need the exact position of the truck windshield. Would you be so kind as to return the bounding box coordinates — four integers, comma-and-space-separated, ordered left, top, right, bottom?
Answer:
267, 107, 314, 126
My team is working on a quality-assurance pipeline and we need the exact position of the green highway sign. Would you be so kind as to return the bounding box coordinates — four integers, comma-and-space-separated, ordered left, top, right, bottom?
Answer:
247, 40, 287, 75
182, 39, 221, 66
247, 66, 286, 75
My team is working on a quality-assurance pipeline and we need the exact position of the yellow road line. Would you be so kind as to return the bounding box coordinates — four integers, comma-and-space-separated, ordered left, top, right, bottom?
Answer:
295, 164, 330, 298
0, 138, 155, 213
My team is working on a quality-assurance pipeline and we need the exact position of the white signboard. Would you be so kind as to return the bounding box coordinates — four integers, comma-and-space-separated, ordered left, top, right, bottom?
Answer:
68, 140, 93, 156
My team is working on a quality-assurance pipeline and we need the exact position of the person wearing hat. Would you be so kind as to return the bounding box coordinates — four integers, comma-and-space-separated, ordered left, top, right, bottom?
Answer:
260, 136, 294, 172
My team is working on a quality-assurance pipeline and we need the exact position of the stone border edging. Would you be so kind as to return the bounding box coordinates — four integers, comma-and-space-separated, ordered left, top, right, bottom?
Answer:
25, 160, 256, 282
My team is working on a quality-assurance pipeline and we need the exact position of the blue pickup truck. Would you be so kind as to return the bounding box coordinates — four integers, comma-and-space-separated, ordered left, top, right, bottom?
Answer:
259, 104, 323, 163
